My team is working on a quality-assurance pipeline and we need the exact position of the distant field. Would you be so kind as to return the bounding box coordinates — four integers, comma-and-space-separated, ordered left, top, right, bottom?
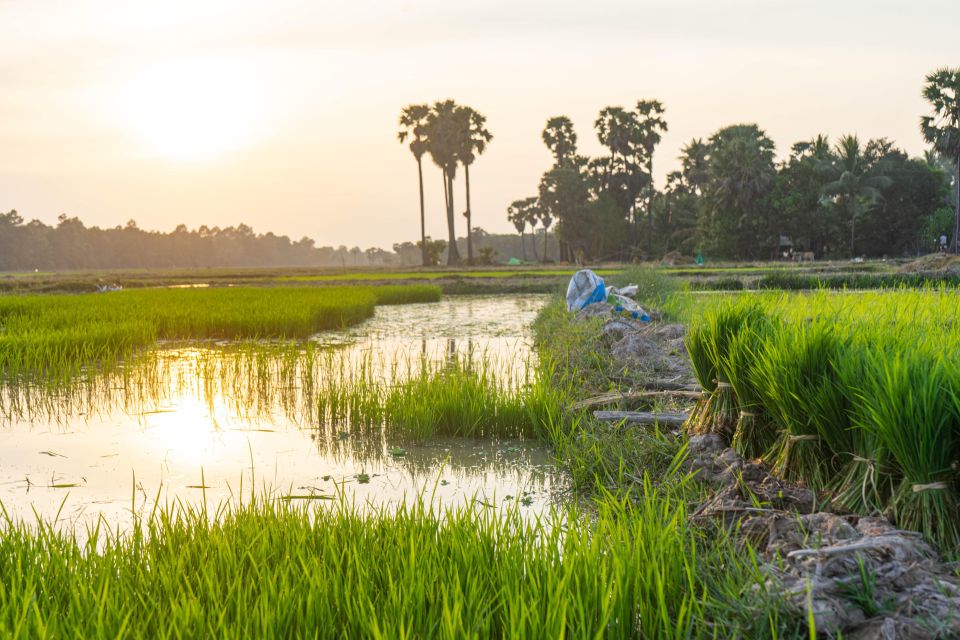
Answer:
278, 268, 624, 282
0, 284, 441, 377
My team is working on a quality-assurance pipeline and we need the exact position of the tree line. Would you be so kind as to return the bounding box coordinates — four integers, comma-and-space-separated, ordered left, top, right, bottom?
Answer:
0, 211, 531, 271
505, 68, 960, 261
0, 214, 409, 271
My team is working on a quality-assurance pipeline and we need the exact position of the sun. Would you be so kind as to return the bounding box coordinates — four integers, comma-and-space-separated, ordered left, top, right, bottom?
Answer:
113, 58, 266, 162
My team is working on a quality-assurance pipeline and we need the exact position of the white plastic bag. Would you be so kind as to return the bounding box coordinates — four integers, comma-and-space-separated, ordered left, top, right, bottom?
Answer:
565, 269, 606, 312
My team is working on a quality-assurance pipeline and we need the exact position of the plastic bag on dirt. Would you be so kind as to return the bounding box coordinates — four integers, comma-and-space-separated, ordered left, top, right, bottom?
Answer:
608, 293, 650, 322
565, 269, 606, 311
566, 270, 650, 321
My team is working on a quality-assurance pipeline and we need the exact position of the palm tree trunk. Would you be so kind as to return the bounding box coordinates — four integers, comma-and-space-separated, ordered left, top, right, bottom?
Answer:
648, 156, 655, 249
520, 230, 527, 261
543, 226, 549, 261
464, 164, 474, 265
417, 157, 427, 267
445, 170, 460, 265
954, 154, 960, 254
530, 227, 540, 262
850, 214, 856, 258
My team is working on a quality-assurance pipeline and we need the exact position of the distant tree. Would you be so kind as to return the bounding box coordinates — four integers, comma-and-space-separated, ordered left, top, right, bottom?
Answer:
424, 100, 464, 265
770, 135, 837, 256
634, 100, 668, 247
542, 116, 578, 166
457, 106, 493, 265
507, 198, 535, 261
921, 67, 960, 252
397, 104, 432, 266
416, 237, 446, 266
538, 208, 554, 262
594, 106, 645, 222
539, 165, 590, 260
820, 135, 892, 257
698, 124, 777, 259
862, 150, 946, 256
476, 246, 497, 265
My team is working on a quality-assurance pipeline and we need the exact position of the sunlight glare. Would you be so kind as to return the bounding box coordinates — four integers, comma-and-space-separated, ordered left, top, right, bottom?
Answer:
114, 58, 266, 162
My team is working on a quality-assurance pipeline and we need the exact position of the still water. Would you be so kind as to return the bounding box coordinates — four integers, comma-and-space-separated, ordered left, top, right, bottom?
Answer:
0, 295, 563, 530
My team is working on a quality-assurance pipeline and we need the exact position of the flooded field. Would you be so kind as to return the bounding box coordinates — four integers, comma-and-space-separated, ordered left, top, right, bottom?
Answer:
0, 295, 563, 530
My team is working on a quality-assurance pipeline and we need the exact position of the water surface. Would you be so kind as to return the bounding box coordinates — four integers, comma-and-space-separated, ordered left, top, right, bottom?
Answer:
0, 295, 562, 530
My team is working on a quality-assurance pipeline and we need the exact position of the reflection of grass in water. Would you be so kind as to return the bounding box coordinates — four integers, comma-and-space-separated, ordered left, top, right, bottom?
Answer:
0, 285, 440, 380
0, 478, 763, 638
1, 342, 560, 448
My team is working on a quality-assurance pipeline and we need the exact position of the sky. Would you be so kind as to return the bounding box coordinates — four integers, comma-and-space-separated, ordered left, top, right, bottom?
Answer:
1, 0, 958, 249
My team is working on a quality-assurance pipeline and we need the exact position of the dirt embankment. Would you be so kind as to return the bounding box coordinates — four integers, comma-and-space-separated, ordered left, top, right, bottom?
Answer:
899, 253, 960, 275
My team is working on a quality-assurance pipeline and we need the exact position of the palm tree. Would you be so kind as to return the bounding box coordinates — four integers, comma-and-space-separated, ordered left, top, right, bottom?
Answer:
397, 104, 431, 266
458, 107, 493, 265
820, 135, 892, 257
542, 116, 578, 166
424, 100, 463, 265
507, 198, 532, 261
635, 100, 668, 246
539, 209, 554, 262
921, 67, 960, 253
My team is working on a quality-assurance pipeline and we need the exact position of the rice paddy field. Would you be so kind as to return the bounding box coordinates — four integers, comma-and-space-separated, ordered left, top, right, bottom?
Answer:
5, 268, 960, 637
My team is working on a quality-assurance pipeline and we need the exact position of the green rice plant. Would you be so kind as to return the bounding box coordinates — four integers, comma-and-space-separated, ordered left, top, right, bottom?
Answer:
383, 361, 532, 439
0, 285, 440, 380
857, 345, 960, 553
753, 321, 843, 491
830, 335, 899, 515
686, 302, 767, 437
0, 481, 735, 639
722, 322, 778, 459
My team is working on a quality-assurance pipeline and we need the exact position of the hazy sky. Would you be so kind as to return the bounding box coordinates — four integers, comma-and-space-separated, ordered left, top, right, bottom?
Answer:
1, 1, 957, 249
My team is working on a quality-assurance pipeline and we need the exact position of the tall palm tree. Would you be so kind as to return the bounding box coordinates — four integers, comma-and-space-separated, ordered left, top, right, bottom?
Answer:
397, 104, 431, 266
820, 135, 892, 257
635, 100, 668, 247
921, 67, 960, 253
458, 107, 493, 265
424, 100, 463, 265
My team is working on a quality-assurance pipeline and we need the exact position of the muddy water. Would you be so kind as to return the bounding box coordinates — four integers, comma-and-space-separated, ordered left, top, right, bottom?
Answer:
0, 295, 562, 530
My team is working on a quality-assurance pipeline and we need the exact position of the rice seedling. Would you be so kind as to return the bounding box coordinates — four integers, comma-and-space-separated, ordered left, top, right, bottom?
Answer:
685, 303, 767, 438
722, 323, 777, 459
856, 345, 960, 551
670, 287, 960, 552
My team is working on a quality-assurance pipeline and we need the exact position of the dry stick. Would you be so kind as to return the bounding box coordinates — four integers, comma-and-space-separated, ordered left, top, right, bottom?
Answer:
570, 390, 705, 411
786, 539, 907, 561
592, 411, 690, 428
912, 482, 948, 493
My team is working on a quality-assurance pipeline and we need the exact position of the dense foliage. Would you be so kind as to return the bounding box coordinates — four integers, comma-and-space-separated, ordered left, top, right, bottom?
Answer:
506, 68, 960, 262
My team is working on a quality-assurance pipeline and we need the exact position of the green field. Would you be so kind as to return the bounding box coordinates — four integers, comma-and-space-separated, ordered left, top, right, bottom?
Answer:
5, 266, 959, 637
0, 285, 440, 378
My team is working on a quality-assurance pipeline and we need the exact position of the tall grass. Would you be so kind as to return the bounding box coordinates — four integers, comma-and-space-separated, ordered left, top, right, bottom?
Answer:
0, 285, 440, 379
0, 483, 726, 639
